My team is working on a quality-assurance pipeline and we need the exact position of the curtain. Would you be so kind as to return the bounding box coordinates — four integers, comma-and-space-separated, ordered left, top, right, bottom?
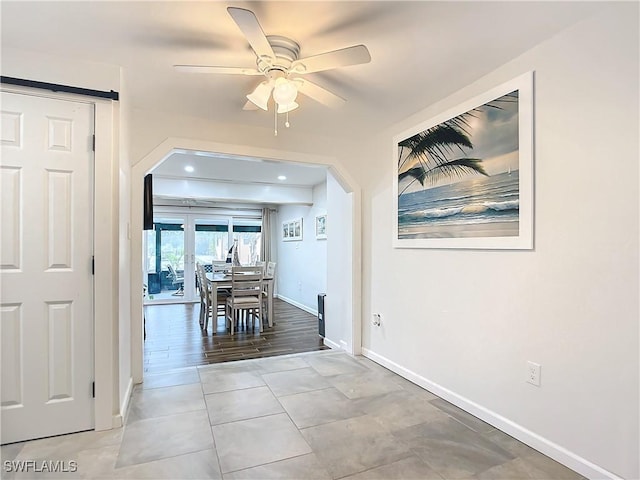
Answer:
261, 207, 272, 262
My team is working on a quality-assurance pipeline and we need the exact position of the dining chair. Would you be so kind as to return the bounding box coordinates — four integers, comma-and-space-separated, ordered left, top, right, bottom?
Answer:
212, 281, 230, 331
266, 261, 276, 277
262, 262, 276, 325
196, 263, 208, 328
212, 260, 229, 273
197, 263, 228, 331
225, 265, 263, 335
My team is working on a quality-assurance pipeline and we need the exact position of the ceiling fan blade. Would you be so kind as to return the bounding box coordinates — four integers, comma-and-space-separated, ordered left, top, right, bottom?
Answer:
296, 79, 346, 108
291, 45, 371, 74
246, 81, 274, 111
227, 7, 275, 60
174, 65, 262, 75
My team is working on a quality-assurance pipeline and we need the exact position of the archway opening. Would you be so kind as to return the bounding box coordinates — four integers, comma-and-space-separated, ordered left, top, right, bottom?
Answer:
130, 139, 361, 383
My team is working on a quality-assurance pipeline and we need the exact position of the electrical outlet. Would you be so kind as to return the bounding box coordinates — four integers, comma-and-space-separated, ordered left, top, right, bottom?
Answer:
372, 313, 381, 326
527, 361, 541, 386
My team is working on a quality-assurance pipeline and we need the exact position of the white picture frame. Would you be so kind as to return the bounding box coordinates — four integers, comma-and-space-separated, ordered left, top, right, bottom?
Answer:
282, 218, 303, 241
315, 214, 327, 240
393, 71, 534, 250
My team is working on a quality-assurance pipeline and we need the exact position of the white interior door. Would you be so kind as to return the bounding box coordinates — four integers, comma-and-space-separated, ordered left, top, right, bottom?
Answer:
1, 91, 94, 444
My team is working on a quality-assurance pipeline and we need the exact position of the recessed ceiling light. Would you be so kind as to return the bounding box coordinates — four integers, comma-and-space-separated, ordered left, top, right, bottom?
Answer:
184, 165, 194, 173
278, 175, 286, 180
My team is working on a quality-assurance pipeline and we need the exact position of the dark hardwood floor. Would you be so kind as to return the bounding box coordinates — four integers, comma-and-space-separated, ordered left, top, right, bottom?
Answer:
143, 298, 330, 374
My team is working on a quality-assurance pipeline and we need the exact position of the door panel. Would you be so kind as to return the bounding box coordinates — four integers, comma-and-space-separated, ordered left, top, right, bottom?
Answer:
0, 166, 21, 270
0, 91, 94, 444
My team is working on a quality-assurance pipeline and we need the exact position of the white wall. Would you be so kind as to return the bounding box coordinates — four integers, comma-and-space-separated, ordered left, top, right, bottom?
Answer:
130, 108, 338, 166
356, 5, 638, 479
276, 182, 327, 313
325, 171, 356, 353
1, 47, 121, 93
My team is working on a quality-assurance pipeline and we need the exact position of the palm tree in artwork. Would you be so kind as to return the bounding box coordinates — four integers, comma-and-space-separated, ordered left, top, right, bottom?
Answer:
398, 112, 488, 196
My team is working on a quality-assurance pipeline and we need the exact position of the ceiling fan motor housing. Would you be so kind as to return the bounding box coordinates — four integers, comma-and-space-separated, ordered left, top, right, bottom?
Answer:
257, 36, 301, 77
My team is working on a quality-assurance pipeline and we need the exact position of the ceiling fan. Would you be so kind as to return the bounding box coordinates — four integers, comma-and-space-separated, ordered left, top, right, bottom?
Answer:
174, 7, 371, 133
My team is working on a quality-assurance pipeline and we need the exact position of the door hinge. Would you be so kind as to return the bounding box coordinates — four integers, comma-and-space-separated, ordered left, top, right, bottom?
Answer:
92, 134, 95, 151
92, 382, 95, 398
91, 256, 95, 275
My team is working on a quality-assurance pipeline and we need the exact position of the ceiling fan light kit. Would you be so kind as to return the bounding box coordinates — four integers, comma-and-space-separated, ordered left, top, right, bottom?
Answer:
246, 81, 272, 111
175, 6, 371, 135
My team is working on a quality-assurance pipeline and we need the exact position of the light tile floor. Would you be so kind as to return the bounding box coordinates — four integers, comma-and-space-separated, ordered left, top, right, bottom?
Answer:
2, 351, 585, 479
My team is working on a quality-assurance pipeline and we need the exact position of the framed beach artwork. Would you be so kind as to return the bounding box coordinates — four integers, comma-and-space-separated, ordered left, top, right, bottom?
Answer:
393, 72, 534, 249
315, 214, 327, 240
283, 218, 303, 241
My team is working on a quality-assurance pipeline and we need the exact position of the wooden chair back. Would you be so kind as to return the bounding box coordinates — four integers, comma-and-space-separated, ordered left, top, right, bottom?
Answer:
212, 260, 230, 274
230, 266, 263, 300
266, 261, 276, 277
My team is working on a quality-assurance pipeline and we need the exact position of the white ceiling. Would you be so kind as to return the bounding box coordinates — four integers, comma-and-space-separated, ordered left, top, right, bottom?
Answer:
1, 1, 602, 186
154, 150, 327, 187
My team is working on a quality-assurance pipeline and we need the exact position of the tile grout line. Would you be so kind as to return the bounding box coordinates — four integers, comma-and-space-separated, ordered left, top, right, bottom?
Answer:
260, 357, 317, 465
196, 366, 224, 478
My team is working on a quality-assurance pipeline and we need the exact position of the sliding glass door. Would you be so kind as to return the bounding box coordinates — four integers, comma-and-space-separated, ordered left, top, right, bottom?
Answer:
144, 212, 262, 304
146, 216, 189, 301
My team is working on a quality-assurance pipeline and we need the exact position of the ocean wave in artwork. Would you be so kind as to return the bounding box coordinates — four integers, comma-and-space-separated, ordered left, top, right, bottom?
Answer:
404, 199, 519, 220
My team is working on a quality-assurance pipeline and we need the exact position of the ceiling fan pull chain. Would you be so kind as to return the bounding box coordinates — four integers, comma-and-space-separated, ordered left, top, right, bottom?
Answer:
274, 108, 278, 136
285, 111, 290, 128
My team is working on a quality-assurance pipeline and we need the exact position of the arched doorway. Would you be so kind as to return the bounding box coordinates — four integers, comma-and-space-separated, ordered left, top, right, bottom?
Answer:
130, 138, 361, 383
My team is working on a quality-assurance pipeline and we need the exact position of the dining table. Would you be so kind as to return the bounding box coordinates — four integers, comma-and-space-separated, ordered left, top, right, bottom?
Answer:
206, 271, 275, 327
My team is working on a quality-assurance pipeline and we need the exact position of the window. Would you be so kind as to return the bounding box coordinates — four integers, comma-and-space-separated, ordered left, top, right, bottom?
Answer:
195, 222, 229, 263
233, 219, 262, 265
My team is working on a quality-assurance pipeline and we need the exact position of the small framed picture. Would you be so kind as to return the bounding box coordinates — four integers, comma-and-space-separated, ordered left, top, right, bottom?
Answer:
283, 218, 303, 241
315, 214, 327, 240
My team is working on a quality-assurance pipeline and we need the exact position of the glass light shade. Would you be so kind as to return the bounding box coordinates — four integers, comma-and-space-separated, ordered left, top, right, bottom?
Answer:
277, 101, 299, 114
246, 81, 272, 111
272, 77, 298, 106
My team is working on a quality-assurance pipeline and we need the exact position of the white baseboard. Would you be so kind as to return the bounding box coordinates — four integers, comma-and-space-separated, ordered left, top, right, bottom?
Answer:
114, 377, 134, 428
112, 414, 123, 428
361, 348, 621, 480
276, 294, 338, 350
276, 294, 317, 316
322, 337, 341, 351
